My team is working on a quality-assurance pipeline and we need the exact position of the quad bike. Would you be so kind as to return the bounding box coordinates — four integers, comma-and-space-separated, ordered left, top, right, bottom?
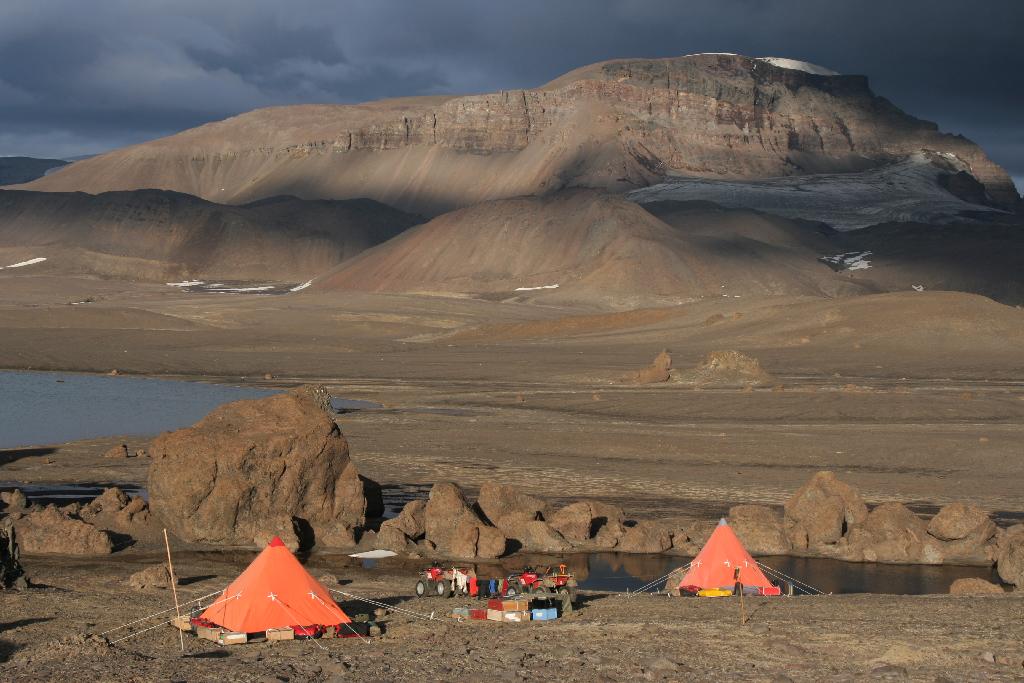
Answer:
503, 564, 578, 603
414, 564, 474, 598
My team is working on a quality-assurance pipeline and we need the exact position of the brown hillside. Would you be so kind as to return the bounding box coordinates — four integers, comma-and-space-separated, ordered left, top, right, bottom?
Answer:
17, 54, 1017, 214
0, 189, 420, 282
313, 191, 867, 305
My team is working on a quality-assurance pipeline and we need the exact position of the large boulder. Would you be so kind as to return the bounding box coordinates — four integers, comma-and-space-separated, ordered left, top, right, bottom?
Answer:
512, 521, 571, 553
127, 564, 175, 591
423, 482, 506, 558
14, 506, 113, 555
843, 503, 943, 564
926, 503, 998, 565
476, 482, 552, 530
727, 505, 790, 556
784, 471, 868, 550
927, 502, 995, 542
79, 488, 154, 539
148, 385, 376, 547
548, 500, 626, 548
1, 517, 28, 589
1, 489, 28, 512
617, 521, 672, 553
949, 577, 1003, 595
625, 350, 673, 384
996, 525, 1024, 587
380, 499, 426, 541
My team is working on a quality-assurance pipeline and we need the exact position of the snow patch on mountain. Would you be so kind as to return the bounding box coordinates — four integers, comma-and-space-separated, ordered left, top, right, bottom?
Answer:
756, 57, 839, 76
821, 251, 873, 271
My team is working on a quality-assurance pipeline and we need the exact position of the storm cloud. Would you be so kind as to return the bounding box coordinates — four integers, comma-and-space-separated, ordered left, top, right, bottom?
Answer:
1, 0, 1021, 188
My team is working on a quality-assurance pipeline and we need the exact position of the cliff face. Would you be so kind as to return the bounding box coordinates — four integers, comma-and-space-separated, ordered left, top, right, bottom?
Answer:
20, 54, 1019, 214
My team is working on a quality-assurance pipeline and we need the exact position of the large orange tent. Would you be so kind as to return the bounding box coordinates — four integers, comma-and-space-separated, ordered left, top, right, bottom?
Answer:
678, 519, 778, 594
200, 537, 351, 633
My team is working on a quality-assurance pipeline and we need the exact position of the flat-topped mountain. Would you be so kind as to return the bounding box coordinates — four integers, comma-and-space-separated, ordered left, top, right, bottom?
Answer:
18, 54, 1018, 215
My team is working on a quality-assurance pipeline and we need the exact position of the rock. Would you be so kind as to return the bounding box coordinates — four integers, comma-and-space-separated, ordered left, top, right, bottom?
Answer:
869, 663, 908, 679
671, 350, 773, 387
784, 471, 868, 550
949, 577, 1003, 595
1, 489, 28, 511
253, 517, 303, 551
843, 503, 943, 564
380, 500, 426, 540
14, 506, 113, 555
625, 350, 672, 384
134, 449, 148, 459
148, 385, 373, 547
375, 524, 412, 552
475, 525, 507, 559
102, 443, 129, 459
476, 482, 552, 530
927, 502, 995, 542
317, 521, 357, 550
617, 521, 672, 553
996, 525, 1024, 586
127, 564, 173, 590
1, 517, 28, 589
513, 521, 571, 553
548, 502, 595, 542
728, 505, 790, 555
83, 487, 129, 516
424, 482, 486, 549
319, 573, 338, 586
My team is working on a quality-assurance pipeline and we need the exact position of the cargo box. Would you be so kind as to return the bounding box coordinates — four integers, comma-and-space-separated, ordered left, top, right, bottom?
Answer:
171, 615, 192, 632
218, 631, 247, 646
469, 609, 488, 620
502, 599, 529, 612
266, 627, 294, 641
487, 598, 505, 610
531, 608, 558, 621
486, 609, 504, 622
451, 607, 470, 619
502, 610, 530, 623
196, 625, 223, 641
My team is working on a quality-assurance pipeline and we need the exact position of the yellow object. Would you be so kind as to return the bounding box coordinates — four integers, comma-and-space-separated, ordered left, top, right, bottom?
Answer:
696, 588, 733, 598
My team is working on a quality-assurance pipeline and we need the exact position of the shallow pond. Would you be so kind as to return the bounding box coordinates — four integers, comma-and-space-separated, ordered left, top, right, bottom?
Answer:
0, 370, 277, 449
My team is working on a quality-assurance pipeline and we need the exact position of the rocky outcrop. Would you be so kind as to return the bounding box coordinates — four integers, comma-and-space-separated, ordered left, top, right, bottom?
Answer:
378, 499, 427, 547
928, 502, 995, 542
784, 471, 869, 550
617, 521, 672, 554
14, 506, 113, 555
79, 487, 154, 540
624, 350, 672, 384
423, 482, 507, 559
548, 500, 626, 548
1, 517, 28, 589
996, 525, 1024, 587
672, 350, 773, 387
728, 505, 790, 556
476, 482, 552, 530
148, 385, 380, 548
842, 503, 944, 564
1, 489, 27, 512
949, 577, 1003, 595
127, 564, 174, 591
27, 54, 1018, 213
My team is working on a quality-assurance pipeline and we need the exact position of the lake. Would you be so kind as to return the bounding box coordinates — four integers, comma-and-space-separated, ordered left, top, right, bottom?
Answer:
0, 370, 278, 449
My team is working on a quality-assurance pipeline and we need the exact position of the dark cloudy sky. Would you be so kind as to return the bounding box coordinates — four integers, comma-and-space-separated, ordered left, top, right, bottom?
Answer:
1, 0, 1021, 189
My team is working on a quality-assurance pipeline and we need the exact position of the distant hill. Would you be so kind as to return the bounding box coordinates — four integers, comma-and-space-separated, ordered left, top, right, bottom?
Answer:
0, 189, 421, 282
18, 53, 1018, 215
313, 190, 1024, 306
0, 157, 70, 185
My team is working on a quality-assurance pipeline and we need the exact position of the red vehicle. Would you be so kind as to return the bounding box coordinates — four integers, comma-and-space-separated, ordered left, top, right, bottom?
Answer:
504, 564, 578, 602
414, 564, 474, 598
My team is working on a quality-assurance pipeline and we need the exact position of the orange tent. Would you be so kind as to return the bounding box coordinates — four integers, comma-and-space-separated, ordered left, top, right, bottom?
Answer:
678, 519, 776, 592
200, 537, 350, 633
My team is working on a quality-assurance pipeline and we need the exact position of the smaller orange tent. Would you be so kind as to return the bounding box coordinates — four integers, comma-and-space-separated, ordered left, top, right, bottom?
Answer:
678, 519, 777, 593
200, 537, 350, 633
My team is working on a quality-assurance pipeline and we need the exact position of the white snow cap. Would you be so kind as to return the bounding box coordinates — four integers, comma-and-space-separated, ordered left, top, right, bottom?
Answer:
756, 57, 839, 76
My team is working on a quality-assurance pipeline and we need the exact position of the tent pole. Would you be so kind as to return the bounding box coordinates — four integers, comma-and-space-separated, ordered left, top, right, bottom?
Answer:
163, 528, 185, 652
